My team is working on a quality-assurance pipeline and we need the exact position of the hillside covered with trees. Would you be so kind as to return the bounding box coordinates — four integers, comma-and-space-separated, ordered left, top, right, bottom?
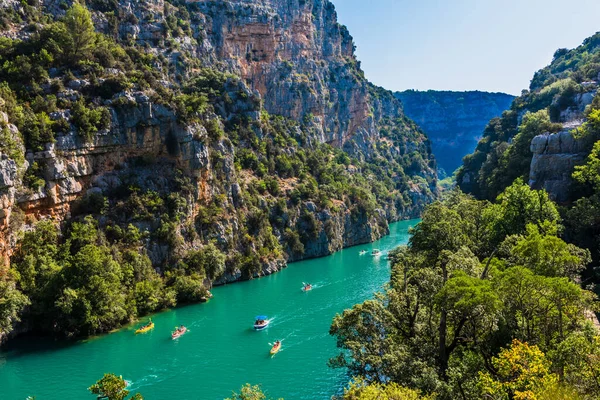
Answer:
330, 182, 600, 399
0, 0, 437, 341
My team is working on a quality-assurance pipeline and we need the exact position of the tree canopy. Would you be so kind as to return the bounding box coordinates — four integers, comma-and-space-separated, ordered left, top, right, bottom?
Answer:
330, 182, 598, 399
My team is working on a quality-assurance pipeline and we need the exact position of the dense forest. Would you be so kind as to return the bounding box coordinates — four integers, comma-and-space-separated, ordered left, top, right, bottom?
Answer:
456, 32, 600, 317
330, 182, 599, 399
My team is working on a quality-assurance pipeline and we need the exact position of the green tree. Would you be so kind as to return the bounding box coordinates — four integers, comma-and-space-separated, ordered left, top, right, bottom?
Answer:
478, 340, 558, 400
506, 222, 589, 278
225, 384, 281, 400
342, 378, 432, 400
56, 244, 128, 335
89, 373, 143, 400
0, 278, 29, 335
486, 179, 560, 247
10, 221, 62, 320
63, 2, 97, 63
550, 329, 600, 398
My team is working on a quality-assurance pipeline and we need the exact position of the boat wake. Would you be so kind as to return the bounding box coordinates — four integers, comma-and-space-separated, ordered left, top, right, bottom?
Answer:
126, 374, 163, 391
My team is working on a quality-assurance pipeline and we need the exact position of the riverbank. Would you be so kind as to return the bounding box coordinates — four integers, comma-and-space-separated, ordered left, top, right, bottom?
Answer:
0, 220, 417, 400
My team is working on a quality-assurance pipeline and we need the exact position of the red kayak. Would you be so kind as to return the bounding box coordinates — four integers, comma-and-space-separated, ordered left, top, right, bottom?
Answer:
172, 326, 187, 339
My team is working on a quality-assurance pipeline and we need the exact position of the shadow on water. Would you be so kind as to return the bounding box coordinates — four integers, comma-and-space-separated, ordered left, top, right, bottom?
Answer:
0, 333, 78, 360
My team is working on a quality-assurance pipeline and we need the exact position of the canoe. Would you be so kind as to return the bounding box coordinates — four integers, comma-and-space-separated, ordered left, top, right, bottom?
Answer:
172, 327, 187, 339
270, 341, 281, 355
302, 285, 312, 291
135, 322, 154, 334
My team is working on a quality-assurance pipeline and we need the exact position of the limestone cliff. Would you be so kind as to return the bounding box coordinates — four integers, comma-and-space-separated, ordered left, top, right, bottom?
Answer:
0, 0, 437, 289
529, 90, 597, 202
458, 32, 600, 201
396, 90, 514, 175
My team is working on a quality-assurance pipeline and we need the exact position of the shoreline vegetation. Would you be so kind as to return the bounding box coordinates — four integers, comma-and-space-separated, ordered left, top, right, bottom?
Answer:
85, 181, 600, 400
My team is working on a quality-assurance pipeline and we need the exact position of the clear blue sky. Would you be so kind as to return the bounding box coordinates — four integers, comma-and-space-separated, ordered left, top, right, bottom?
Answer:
332, 0, 600, 95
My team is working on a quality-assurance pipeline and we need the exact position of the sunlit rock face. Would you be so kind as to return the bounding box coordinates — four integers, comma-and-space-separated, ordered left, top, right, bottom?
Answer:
0, 0, 437, 274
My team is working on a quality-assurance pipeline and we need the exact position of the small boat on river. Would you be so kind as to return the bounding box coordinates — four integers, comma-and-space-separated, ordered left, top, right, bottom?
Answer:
172, 325, 187, 339
270, 340, 282, 355
135, 319, 154, 334
371, 249, 381, 256
359, 250, 367, 255
254, 316, 270, 330
302, 282, 312, 291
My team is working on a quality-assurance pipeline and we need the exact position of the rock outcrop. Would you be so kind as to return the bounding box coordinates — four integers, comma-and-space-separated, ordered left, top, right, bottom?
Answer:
529, 128, 588, 202
529, 88, 598, 202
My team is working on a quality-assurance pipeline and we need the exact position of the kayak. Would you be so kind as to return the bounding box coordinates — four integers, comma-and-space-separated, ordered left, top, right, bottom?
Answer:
135, 322, 154, 334
172, 327, 187, 339
359, 250, 367, 255
270, 341, 282, 355
302, 285, 312, 291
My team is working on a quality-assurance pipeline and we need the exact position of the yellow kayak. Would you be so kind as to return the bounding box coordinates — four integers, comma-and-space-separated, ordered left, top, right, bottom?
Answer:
270, 341, 282, 355
135, 322, 154, 334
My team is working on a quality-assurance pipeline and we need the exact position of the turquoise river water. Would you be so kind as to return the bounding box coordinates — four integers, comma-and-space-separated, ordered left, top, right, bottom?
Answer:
0, 220, 416, 400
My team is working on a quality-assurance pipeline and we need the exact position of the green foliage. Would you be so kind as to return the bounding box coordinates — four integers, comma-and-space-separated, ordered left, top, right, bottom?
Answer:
330, 186, 596, 399
506, 223, 589, 278
343, 378, 432, 400
478, 340, 559, 400
225, 384, 281, 400
549, 329, 600, 398
71, 99, 110, 140
0, 278, 29, 335
23, 161, 45, 191
89, 373, 143, 400
8, 218, 176, 337
0, 122, 24, 167
61, 2, 98, 64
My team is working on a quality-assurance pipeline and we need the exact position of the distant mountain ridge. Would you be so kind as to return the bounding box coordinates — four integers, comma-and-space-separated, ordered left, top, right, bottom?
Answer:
395, 90, 515, 175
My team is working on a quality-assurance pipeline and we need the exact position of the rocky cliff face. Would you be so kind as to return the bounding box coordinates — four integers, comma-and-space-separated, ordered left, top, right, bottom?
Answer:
529, 128, 588, 202
87, 0, 416, 159
529, 90, 597, 202
0, 0, 437, 284
396, 90, 514, 175
457, 32, 600, 201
